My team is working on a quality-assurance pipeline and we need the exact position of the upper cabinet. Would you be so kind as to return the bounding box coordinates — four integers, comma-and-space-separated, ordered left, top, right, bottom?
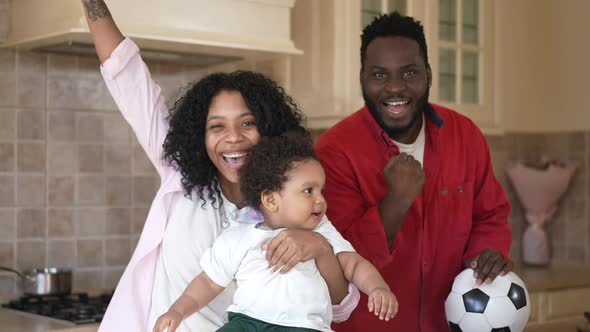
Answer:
425, 0, 498, 132
291, 0, 500, 132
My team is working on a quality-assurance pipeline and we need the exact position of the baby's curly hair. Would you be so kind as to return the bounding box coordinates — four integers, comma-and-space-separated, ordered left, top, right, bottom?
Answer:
163, 71, 304, 207
239, 130, 317, 209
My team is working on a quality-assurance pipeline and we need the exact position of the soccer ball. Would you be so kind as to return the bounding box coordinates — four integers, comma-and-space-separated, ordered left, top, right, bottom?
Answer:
445, 268, 530, 332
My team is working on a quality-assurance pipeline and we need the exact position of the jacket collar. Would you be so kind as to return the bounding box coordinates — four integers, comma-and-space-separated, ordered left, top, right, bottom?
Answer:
361, 103, 444, 149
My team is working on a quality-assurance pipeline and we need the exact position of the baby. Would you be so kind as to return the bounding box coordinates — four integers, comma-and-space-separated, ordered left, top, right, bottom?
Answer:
153, 132, 398, 332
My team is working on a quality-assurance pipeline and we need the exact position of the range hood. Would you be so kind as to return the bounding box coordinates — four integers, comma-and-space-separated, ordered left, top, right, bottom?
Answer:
2, 0, 302, 67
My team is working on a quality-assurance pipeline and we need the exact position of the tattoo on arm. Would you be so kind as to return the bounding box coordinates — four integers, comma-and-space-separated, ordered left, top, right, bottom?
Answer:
82, 0, 111, 22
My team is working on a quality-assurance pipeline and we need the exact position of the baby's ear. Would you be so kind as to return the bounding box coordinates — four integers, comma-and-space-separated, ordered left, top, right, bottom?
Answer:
260, 190, 278, 212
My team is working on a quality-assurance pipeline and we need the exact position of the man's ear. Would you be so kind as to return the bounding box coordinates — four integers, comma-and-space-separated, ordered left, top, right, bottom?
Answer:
260, 190, 278, 212
427, 65, 432, 88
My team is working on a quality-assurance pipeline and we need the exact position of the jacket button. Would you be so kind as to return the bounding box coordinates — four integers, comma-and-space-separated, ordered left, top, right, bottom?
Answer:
440, 189, 448, 195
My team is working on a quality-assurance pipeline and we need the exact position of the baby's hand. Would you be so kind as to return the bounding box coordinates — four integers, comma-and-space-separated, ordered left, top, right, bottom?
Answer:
368, 288, 398, 321
153, 309, 182, 332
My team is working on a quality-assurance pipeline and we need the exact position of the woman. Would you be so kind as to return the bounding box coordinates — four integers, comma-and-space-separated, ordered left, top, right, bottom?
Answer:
80, 1, 360, 331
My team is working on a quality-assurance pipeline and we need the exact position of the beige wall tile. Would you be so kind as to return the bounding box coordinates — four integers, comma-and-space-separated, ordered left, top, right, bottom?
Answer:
133, 145, 156, 174
47, 240, 75, 268
133, 176, 159, 205
566, 219, 587, 242
0, 208, 15, 240
130, 235, 140, 251
0, 143, 14, 171
48, 111, 75, 141
105, 238, 130, 265
16, 175, 45, 206
103, 91, 118, 111
16, 240, 46, 270
17, 72, 46, 108
0, 242, 14, 267
77, 239, 103, 267
567, 245, 586, 262
105, 208, 130, 235
74, 269, 103, 292
48, 54, 77, 75
48, 176, 75, 205
0, 175, 15, 206
566, 198, 587, 222
0, 72, 16, 107
17, 208, 46, 238
0, 109, 15, 139
77, 175, 105, 205
16, 53, 47, 108
77, 57, 100, 75
0, 275, 16, 297
78, 144, 104, 173
18, 53, 46, 73
17, 142, 46, 172
48, 208, 75, 237
17, 110, 46, 140
76, 207, 105, 236
103, 268, 124, 290
132, 208, 149, 234
47, 142, 76, 175
47, 77, 76, 110
77, 77, 105, 111
105, 177, 131, 205
545, 132, 585, 160
104, 145, 131, 174
103, 113, 131, 144
76, 113, 103, 142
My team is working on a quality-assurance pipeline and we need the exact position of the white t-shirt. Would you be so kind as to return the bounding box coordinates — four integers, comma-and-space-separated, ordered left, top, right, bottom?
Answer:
200, 216, 355, 332
146, 191, 239, 332
391, 115, 426, 165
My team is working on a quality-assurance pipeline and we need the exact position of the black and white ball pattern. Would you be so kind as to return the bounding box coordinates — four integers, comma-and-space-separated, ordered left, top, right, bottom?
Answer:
445, 268, 530, 332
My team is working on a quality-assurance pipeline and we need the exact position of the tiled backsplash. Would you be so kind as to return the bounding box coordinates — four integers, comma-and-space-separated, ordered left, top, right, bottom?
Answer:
0, 44, 259, 296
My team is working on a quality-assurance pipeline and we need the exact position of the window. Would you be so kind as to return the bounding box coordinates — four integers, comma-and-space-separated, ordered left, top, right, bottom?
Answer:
361, 0, 407, 28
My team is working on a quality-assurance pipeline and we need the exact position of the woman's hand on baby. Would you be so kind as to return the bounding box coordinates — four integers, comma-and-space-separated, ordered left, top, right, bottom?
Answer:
153, 309, 182, 332
264, 230, 330, 273
368, 288, 398, 321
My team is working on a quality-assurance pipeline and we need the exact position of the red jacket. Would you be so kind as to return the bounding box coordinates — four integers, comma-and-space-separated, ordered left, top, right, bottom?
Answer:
316, 105, 511, 332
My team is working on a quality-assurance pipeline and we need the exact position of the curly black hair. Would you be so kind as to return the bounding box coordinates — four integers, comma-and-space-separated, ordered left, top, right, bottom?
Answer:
162, 70, 305, 207
361, 11, 429, 68
239, 130, 317, 209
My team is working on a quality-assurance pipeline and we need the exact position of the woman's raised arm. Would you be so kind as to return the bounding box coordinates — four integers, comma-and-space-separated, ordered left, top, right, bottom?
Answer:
81, 0, 124, 63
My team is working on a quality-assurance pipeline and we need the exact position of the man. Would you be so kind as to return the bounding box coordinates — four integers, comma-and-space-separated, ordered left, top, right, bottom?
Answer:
316, 12, 513, 332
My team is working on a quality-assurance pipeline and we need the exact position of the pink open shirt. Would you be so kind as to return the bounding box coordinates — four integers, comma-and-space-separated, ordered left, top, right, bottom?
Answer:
97, 38, 359, 332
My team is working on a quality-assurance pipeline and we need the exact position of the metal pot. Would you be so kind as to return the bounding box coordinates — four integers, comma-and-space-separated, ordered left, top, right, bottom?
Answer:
0, 266, 72, 296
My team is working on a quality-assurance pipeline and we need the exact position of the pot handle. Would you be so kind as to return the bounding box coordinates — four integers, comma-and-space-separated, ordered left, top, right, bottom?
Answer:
0, 266, 34, 280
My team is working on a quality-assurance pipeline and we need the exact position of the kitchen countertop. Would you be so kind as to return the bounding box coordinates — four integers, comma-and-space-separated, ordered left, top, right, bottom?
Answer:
1, 268, 589, 331
514, 265, 590, 292
0, 308, 97, 332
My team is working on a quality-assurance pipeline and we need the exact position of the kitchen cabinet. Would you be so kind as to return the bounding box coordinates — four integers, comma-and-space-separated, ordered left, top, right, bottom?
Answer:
515, 267, 590, 331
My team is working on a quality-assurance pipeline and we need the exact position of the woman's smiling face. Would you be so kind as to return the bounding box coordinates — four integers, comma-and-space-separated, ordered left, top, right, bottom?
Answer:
205, 90, 261, 185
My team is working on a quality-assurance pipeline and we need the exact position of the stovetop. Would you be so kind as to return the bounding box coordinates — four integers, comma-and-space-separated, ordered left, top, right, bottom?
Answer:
2, 292, 112, 324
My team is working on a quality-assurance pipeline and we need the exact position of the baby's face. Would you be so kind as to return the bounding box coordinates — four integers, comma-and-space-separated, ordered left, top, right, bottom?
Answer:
272, 159, 327, 230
